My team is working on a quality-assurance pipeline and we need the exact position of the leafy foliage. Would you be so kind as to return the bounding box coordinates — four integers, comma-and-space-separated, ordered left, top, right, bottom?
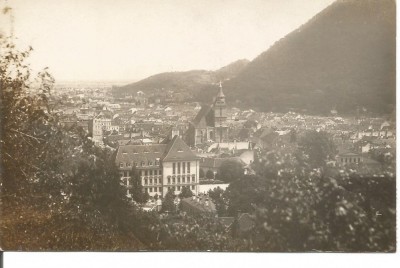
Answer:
179, 186, 194, 199
208, 187, 228, 217
218, 160, 244, 183
297, 130, 336, 168
205, 170, 214, 179
161, 189, 176, 213
224, 0, 395, 115
222, 149, 395, 252
0, 38, 143, 250
130, 168, 149, 204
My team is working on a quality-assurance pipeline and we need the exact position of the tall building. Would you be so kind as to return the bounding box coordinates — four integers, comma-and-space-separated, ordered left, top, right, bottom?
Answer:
88, 112, 112, 146
115, 135, 200, 197
186, 82, 229, 146
88, 111, 120, 146
214, 82, 228, 143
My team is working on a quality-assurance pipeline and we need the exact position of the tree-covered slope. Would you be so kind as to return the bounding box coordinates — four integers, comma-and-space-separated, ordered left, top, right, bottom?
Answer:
224, 0, 395, 115
113, 59, 249, 97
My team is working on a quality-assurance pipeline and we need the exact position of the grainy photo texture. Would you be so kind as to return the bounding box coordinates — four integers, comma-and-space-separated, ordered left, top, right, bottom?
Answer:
0, 0, 396, 252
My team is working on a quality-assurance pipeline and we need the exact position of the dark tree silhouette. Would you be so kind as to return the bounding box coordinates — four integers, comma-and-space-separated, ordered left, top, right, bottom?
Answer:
162, 189, 175, 213
179, 186, 194, 199
130, 168, 149, 204
219, 160, 244, 183
297, 130, 336, 168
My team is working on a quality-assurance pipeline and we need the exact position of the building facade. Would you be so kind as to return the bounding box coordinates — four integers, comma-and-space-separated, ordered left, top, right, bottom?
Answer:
115, 136, 200, 197
337, 152, 363, 165
187, 82, 229, 146
88, 112, 112, 146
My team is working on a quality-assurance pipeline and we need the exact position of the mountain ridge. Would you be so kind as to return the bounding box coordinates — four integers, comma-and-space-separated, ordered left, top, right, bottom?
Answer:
224, 0, 395, 115
113, 59, 249, 96
114, 0, 395, 115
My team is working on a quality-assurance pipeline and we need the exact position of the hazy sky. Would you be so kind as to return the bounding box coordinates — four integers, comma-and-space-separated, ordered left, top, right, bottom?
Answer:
1, 0, 335, 82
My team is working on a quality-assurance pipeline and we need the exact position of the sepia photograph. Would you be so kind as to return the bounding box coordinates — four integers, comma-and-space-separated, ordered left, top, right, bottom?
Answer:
0, 0, 396, 259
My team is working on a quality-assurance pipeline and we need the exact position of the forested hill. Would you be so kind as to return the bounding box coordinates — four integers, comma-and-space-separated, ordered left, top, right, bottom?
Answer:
223, 0, 396, 115
113, 59, 249, 96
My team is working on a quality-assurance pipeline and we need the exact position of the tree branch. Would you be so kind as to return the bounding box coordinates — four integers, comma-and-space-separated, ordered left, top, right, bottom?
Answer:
10, 128, 46, 142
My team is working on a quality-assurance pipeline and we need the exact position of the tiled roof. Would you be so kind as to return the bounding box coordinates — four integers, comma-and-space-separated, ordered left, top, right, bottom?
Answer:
181, 195, 217, 214
192, 104, 213, 126
115, 144, 167, 166
116, 135, 197, 166
207, 141, 250, 152
338, 151, 360, 156
162, 135, 199, 162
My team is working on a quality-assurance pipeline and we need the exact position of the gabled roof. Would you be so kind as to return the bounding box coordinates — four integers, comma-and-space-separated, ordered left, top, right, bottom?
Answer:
181, 195, 217, 214
192, 104, 213, 127
162, 135, 198, 162
115, 144, 167, 166
338, 152, 361, 157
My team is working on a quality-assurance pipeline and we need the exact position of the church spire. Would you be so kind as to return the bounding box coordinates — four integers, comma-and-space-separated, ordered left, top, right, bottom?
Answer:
217, 81, 225, 98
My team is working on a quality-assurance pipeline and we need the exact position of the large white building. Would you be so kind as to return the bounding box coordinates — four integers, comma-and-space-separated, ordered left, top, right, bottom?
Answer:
115, 136, 200, 197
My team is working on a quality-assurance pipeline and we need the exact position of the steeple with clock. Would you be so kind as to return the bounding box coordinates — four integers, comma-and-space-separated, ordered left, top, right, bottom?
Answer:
213, 81, 228, 143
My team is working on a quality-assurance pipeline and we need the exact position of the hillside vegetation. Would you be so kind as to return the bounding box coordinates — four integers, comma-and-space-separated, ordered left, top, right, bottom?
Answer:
114, 59, 249, 97
224, 0, 395, 115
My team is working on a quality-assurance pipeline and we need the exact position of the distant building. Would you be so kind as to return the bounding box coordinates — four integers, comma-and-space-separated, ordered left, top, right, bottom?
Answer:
88, 112, 112, 146
336, 151, 382, 169
207, 141, 252, 153
187, 82, 229, 146
337, 152, 363, 165
180, 195, 217, 217
115, 136, 200, 197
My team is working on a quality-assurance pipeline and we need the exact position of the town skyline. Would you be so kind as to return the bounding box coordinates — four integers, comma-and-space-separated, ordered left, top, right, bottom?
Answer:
0, 0, 396, 264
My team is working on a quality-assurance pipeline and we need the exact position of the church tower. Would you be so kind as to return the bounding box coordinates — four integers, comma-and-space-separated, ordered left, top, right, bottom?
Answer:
214, 81, 228, 143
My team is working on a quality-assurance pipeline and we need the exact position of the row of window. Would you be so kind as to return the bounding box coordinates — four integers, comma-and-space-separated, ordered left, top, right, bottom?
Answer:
341, 157, 361, 163
172, 162, 191, 174
120, 172, 196, 184
138, 186, 196, 194
167, 175, 195, 184
143, 178, 162, 185
167, 185, 195, 191
141, 169, 162, 176
119, 159, 160, 168
145, 187, 162, 193
121, 171, 130, 177
120, 171, 161, 180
